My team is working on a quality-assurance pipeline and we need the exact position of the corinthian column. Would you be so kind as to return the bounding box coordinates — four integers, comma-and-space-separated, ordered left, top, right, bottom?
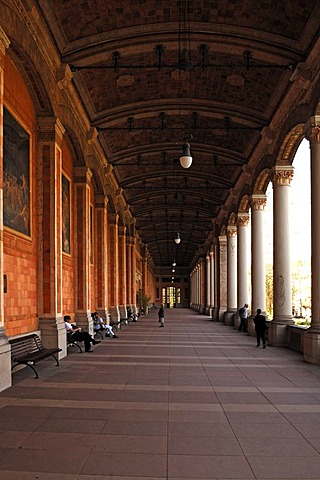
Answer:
303, 117, 320, 363
218, 234, 227, 321
269, 166, 294, 346
249, 195, 267, 335
206, 252, 211, 315
225, 225, 237, 325
236, 212, 250, 329
210, 247, 215, 318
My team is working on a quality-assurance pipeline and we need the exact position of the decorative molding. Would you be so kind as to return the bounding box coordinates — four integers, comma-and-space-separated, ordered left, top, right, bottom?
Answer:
251, 194, 267, 211
272, 166, 294, 186
237, 213, 250, 227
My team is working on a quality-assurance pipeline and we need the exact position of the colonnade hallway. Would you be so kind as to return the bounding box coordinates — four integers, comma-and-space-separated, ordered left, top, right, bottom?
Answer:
1, 310, 320, 479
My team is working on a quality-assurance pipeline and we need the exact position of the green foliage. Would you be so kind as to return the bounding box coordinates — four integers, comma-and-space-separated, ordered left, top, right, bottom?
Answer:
137, 289, 151, 312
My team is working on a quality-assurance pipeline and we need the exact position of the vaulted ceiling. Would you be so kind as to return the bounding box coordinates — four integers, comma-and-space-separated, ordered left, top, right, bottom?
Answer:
36, 0, 320, 268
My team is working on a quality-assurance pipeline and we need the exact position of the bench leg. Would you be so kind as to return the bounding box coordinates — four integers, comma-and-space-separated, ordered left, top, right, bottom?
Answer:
51, 354, 60, 366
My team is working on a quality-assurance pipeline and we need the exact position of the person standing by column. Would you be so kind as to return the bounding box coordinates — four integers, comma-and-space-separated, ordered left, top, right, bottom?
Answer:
253, 308, 267, 348
158, 304, 165, 327
238, 303, 249, 332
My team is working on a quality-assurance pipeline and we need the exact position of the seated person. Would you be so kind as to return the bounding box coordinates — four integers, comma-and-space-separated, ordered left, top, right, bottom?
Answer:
64, 315, 101, 352
92, 312, 118, 338
126, 306, 137, 322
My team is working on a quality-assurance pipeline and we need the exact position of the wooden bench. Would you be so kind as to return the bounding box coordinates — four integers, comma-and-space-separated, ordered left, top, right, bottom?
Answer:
9, 333, 62, 378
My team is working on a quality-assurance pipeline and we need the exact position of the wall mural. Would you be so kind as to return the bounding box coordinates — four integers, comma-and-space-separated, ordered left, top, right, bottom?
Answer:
62, 174, 71, 254
3, 108, 30, 237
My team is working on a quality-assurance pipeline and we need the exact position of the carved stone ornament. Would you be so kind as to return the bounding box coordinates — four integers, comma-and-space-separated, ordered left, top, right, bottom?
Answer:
272, 166, 294, 186
237, 214, 250, 227
227, 227, 237, 238
251, 195, 267, 211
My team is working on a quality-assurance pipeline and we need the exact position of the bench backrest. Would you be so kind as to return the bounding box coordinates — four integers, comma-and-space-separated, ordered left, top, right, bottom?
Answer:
9, 334, 42, 358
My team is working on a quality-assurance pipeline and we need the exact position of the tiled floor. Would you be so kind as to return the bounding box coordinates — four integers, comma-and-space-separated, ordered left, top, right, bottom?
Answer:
1, 309, 320, 479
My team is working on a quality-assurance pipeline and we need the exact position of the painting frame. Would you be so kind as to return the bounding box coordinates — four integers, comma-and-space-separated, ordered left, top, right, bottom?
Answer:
3, 107, 31, 238
62, 173, 71, 255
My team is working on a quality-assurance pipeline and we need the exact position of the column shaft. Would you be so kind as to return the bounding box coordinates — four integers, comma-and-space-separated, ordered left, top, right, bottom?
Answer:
251, 195, 267, 314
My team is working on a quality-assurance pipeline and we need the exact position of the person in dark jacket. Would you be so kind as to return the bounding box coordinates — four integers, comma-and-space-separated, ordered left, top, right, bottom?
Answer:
253, 308, 267, 348
158, 304, 165, 327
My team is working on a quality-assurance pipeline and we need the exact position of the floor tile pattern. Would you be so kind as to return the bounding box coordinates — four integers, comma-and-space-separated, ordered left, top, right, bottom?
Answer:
1, 309, 320, 479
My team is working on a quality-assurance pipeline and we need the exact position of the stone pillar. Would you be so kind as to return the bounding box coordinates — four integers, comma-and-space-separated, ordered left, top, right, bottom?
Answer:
37, 117, 67, 355
126, 236, 132, 307
206, 252, 211, 315
225, 225, 237, 325
108, 213, 120, 320
210, 247, 215, 318
0, 29, 11, 391
249, 195, 267, 335
118, 225, 127, 318
94, 196, 109, 321
236, 212, 250, 330
269, 166, 295, 346
199, 258, 206, 313
131, 235, 137, 312
218, 234, 227, 321
212, 239, 220, 321
197, 263, 201, 310
303, 117, 320, 363
73, 168, 93, 333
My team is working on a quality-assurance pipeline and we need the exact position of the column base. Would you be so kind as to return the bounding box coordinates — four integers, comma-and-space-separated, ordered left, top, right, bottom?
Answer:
233, 314, 240, 330
224, 311, 235, 326
211, 306, 219, 321
247, 317, 255, 337
39, 316, 66, 358
303, 329, 320, 364
268, 321, 292, 347
0, 328, 11, 392
75, 312, 93, 335
199, 304, 206, 314
218, 306, 227, 322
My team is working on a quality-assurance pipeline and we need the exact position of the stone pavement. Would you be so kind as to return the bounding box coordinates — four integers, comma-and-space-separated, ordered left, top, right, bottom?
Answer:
1, 308, 320, 479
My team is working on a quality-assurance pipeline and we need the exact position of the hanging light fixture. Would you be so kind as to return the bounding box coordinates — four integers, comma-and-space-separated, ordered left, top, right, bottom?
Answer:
179, 141, 192, 168
172, 260, 176, 266
175, 232, 181, 244
172, 268, 175, 273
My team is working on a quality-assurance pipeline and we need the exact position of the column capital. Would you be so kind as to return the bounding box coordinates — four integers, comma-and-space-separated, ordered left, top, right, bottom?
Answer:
251, 194, 267, 211
95, 195, 108, 209
73, 167, 93, 184
237, 212, 250, 227
37, 117, 65, 144
218, 234, 227, 244
108, 212, 119, 225
272, 166, 294, 186
305, 116, 320, 145
227, 225, 237, 237
118, 225, 127, 236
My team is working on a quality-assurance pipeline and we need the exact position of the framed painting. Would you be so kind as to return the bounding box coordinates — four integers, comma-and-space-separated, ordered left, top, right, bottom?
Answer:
3, 107, 31, 237
90, 204, 93, 264
62, 174, 71, 254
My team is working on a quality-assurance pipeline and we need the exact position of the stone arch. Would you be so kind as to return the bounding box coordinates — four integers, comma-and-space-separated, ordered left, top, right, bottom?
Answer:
238, 195, 251, 213
253, 169, 271, 195
228, 212, 237, 226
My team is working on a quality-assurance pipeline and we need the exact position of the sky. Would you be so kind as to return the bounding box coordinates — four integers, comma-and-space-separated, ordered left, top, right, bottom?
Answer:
265, 138, 311, 262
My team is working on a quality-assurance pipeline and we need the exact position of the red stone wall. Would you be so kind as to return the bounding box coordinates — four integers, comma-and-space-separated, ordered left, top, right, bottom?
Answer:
3, 56, 38, 336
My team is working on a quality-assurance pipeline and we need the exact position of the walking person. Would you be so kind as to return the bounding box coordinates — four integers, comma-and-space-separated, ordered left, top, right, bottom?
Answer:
158, 303, 165, 327
253, 308, 268, 348
238, 303, 249, 332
